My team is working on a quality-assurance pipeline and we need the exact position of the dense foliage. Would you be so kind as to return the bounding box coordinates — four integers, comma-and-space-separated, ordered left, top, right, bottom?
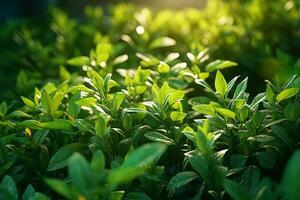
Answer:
0, 0, 300, 199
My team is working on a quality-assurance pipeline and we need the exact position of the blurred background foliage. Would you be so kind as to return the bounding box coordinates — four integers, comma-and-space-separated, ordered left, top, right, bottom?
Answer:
0, 0, 300, 100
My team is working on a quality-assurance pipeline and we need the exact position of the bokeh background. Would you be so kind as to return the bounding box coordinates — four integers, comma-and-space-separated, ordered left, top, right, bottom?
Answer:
0, 0, 208, 22
1, 0, 300, 98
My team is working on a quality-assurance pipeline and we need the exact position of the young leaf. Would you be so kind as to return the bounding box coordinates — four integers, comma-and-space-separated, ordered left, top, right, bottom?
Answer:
276, 88, 299, 103
76, 97, 97, 108
192, 104, 215, 116
215, 70, 227, 96
149, 37, 176, 49
21, 97, 36, 109
40, 90, 52, 113
95, 114, 108, 137
67, 56, 90, 67
38, 120, 73, 131
216, 108, 236, 120
206, 60, 237, 72
266, 84, 275, 104
112, 93, 125, 111
170, 111, 186, 121
157, 62, 170, 73
0, 102, 8, 117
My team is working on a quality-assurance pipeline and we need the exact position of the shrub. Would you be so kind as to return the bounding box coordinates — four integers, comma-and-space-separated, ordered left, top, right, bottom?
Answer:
0, 1, 300, 200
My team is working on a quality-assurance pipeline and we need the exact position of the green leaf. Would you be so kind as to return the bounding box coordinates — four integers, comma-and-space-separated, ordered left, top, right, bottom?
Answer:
224, 179, 251, 200
68, 85, 94, 94
112, 93, 125, 111
256, 151, 276, 169
44, 178, 72, 199
68, 153, 95, 193
230, 154, 247, 168
59, 66, 71, 80
188, 155, 209, 180
215, 70, 227, 96
284, 103, 300, 121
250, 135, 275, 143
227, 76, 240, 92
19, 119, 73, 131
38, 120, 73, 131
276, 88, 299, 103
108, 166, 145, 185
112, 54, 128, 66
67, 56, 90, 66
50, 92, 64, 114
67, 92, 81, 118
22, 184, 35, 200
96, 41, 112, 63
170, 111, 186, 121
111, 191, 125, 200
145, 131, 175, 145
34, 87, 41, 105
47, 143, 88, 171
216, 108, 235, 120
272, 125, 292, 146
75, 97, 97, 108
157, 62, 170, 73
103, 73, 112, 94
161, 82, 171, 102
17, 70, 28, 91
206, 60, 237, 72
123, 113, 132, 130
195, 79, 215, 94
151, 83, 162, 104
0, 102, 8, 117
281, 151, 300, 200
122, 143, 166, 167
168, 171, 199, 192
169, 90, 184, 105
43, 82, 57, 94
87, 70, 104, 92
91, 150, 105, 172
233, 77, 248, 100
266, 84, 275, 103
250, 93, 265, 110
192, 104, 215, 116
149, 37, 176, 49
21, 97, 36, 109
40, 90, 52, 113
29, 192, 50, 200
0, 175, 18, 200
95, 114, 108, 137
124, 192, 151, 200
108, 143, 166, 184
135, 86, 147, 95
